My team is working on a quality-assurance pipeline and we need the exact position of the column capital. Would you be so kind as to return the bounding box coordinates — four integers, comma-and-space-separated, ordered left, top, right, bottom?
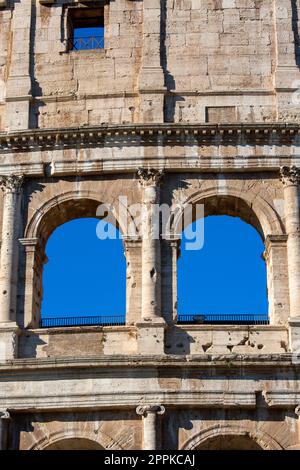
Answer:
280, 166, 300, 187
137, 168, 164, 188
0, 175, 25, 194
136, 405, 165, 417
295, 405, 300, 417
0, 410, 10, 421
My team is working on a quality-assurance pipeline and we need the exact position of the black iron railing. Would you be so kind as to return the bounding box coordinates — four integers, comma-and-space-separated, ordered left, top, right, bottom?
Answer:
40, 313, 269, 328
67, 36, 105, 51
177, 313, 269, 325
40, 315, 125, 328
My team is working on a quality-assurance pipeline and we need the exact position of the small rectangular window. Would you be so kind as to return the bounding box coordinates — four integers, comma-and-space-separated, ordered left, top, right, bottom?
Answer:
67, 7, 105, 51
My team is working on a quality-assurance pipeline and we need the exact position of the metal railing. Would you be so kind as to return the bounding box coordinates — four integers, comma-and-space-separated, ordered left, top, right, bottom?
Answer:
40, 315, 125, 328
67, 36, 105, 51
40, 313, 269, 328
177, 313, 269, 325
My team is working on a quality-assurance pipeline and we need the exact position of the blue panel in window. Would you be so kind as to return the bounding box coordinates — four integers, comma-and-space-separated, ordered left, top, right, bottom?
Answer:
72, 26, 104, 50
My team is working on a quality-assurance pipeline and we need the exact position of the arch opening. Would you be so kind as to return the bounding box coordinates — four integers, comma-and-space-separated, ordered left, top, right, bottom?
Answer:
40, 217, 126, 328
196, 434, 263, 450
43, 437, 104, 450
23, 194, 129, 328
177, 214, 269, 325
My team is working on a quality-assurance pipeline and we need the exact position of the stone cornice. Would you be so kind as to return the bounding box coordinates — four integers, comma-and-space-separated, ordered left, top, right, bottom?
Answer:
1, 123, 300, 152
0, 353, 297, 372
1, 390, 257, 412
263, 391, 300, 408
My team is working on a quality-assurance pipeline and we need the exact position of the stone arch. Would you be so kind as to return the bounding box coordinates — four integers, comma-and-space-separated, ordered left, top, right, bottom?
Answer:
22, 189, 135, 328
171, 186, 284, 240
181, 424, 284, 450
28, 428, 123, 450
171, 185, 287, 325
25, 189, 138, 244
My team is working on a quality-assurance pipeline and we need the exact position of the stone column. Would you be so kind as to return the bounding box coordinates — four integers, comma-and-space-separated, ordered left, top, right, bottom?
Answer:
280, 166, 300, 319
0, 175, 24, 325
264, 235, 290, 325
0, 410, 10, 450
161, 236, 180, 325
19, 238, 45, 328
136, 405, 165, 450
123, 236, 142, 325
138, 168, 164, 323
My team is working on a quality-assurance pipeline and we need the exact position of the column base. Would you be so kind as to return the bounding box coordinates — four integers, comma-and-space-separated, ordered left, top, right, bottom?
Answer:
0, 323, 19, 361
288, 317, 300, 359
136, 321, 166, 355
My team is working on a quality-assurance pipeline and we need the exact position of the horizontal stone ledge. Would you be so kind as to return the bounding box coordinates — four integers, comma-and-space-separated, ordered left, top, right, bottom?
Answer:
26, 325, 136, 335
0, 163, 44, 177
31, 89, 275, 104
49, 157, 299, 176
0, 353, 297, 372
263, 391, 300, 408
0, 157, 299, 177
1, 123, 300, 152
0, 391, 257, 412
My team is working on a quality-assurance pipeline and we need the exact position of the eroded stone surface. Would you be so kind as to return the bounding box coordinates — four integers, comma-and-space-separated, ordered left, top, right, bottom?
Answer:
0, 0, 300, 451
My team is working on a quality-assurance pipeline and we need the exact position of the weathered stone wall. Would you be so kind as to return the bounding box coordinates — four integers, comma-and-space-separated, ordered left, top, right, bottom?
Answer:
0, 8, 11, 130
1, 1, 300, 130
1, 358, 299, 450
16, 410, 142, 450
164, 0, 277, 122
12, 408, 297, 450
0, 1, 300, 452
12, 171, 288, 330
18, 325, 288, 358
35, 1, 143, 128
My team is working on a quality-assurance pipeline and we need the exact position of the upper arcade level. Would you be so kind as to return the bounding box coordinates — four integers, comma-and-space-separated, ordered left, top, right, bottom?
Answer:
0, 0, 300, 131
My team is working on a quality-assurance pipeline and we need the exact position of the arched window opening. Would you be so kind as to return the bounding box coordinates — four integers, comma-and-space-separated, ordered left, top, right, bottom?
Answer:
40, 218, 126, 327
196, 435, 262, 451
43, 438, 104, 450
177, 215, 269, 325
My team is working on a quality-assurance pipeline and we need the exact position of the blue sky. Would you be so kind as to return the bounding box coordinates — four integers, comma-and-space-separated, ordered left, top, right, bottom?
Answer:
41, 216, 268, 319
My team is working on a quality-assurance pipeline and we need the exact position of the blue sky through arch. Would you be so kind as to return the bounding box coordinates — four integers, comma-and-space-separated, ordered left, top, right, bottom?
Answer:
178, 215, 268, 315
41, 215, 268, 319
41, 218, 125, 318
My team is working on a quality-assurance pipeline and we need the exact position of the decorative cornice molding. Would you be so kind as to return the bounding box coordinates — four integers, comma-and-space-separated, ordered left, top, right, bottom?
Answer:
137, 168, 164, 187
0, 353, 295, 373
0, 175, 25, 194
1, 123, 300, 152
280, 165, 300, 186
0, 391, 256, 413
263, 390, 300, 408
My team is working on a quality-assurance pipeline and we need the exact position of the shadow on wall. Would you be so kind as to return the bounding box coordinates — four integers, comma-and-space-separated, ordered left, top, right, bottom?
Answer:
29, 0, 44, 128
292, 0, 300, 68
160, 0, 184, 122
